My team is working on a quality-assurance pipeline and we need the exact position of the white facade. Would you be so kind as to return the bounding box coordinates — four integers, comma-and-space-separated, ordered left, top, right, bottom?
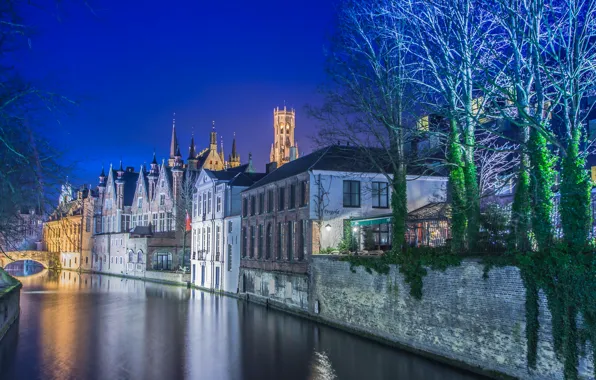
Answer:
309, 170, 447, 250
190, 170, 247, 293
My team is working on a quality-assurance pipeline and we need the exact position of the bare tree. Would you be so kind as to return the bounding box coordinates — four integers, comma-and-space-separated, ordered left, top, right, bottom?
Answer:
475, 131, 519, 200
310, 0, 422, 253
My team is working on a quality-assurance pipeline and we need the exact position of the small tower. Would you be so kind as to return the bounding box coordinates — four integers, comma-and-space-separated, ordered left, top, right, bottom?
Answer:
148, 151, 159, 200
168, 113, 179, 168
172, 148, 184, 204
228, 132, 241, 168
270, 106, 298, 167
210, 121, 217, 152
187, 134, 198, 171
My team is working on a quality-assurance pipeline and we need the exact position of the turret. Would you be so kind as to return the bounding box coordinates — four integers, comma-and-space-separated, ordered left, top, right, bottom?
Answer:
168, 113, 179, 167
210, 121, 217, 152
115, 160, 125, 209
148, 152, 159, 200
187, 134, 198, 171
228, 132, 241, 168
98, 166, 106, 188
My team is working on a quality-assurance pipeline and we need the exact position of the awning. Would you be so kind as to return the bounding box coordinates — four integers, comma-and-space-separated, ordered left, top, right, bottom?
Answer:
350, 216, 392, 227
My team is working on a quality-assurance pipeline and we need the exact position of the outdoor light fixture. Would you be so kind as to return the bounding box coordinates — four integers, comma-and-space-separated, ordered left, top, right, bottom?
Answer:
353, 226, 358, 232
325, 224, 331, 231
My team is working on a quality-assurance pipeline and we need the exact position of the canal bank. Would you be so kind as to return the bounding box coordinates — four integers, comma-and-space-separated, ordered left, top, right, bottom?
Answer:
239, 256, 595, 380
0, 269, 21, 343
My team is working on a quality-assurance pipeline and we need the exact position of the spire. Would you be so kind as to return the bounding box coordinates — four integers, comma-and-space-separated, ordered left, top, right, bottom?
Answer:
220, 135, 225, 163
152, 150, 157, 165
188, 134, 196, 160
231, 132, 237, 157
169, 113, 178, 159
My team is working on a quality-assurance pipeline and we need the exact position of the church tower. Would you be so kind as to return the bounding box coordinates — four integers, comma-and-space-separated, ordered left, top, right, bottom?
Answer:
228, 132, 241, 168
270, 106, 298, 167
168, 114, 179, 168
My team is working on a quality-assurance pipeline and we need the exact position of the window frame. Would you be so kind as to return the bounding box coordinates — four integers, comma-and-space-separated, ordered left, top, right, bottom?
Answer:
343, 180, 361, 208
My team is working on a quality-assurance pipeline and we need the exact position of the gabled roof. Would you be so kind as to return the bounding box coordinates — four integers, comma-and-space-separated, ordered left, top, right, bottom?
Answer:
230, 172, 266, 187
245, 145, 394, 191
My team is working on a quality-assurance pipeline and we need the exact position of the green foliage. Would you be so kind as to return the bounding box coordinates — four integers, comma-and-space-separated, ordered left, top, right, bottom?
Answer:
462, 141, 480, 251
363, 228, 376, 251
510, 166, 532, 252
477, 204, 510, 255
528, 128, 556, 251
318, 247, 336, 255
448, 119, 467, 253
337, 221, 357, 253
560, 130, 592, 251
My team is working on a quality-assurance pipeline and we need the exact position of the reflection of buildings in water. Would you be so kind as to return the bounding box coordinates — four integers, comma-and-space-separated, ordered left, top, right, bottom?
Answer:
184, 290, 243, 380
4, 260, 44, 277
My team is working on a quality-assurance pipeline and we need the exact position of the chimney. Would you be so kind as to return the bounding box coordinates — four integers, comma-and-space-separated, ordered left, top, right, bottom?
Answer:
289, 146, 297, 162
266, 162, 278, 174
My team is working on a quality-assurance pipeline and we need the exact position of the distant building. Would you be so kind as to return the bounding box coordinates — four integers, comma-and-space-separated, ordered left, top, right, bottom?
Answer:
239, 145, 447, 309
270, 106, 299, 168
190, 162, 265, 293
91, 118, 245, 276
43, 182, 97, 271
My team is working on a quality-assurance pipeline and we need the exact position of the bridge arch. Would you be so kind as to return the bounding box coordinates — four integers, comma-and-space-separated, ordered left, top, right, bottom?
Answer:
0, 251, 58, 269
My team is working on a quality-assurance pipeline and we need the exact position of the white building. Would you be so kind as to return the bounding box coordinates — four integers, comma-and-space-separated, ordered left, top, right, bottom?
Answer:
190, 165, 264, 293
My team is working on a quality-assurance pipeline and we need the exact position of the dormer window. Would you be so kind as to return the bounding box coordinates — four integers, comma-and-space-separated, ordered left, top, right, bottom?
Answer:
138, 198, 143, 208
160, 194, 165, 206
161, 180, 164, 188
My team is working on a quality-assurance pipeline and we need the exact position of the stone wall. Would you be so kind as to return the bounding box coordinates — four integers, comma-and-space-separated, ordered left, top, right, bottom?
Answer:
240, 268, 309, 312
309, 256, 594, 380
0, 269, 21, 343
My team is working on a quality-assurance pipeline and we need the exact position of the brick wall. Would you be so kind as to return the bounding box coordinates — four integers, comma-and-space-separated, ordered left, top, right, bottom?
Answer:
310, 256, 594, 379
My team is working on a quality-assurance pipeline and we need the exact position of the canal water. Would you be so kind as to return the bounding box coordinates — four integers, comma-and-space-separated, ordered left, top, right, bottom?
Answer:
0, 268, 483, 380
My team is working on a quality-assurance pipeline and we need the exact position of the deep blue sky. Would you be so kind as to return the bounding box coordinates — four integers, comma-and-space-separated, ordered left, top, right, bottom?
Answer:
19, 0, 336, 185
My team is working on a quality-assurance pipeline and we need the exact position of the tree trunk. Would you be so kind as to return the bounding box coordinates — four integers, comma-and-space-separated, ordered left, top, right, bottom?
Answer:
528, 127, 555, 251
462, 130, 480, 251
391, 163, 407, 254
448, 118, 467, 253
560, 128, 591, 251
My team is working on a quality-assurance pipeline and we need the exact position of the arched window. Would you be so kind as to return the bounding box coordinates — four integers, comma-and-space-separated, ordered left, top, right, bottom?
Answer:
128, 250, 134, 263
257, 225, 263, 259
119, 257, 123, 264
137, 250, 143, 263
242, 227, 247, 258
266, 223, 272, 260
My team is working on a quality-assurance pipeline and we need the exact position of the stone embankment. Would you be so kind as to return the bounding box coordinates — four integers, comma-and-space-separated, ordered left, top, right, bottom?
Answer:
0, 269, 21, 343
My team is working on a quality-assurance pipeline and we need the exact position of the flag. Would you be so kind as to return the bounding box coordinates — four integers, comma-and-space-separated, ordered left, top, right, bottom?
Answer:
185, 210, 191, 232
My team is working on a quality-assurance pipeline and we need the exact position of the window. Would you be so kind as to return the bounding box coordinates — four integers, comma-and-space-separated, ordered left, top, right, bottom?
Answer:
372, 182, 389, 208
589, 119, 596, 140
289, 184, 296, 209
152, 213, 158, 229
259, 193, 264, 214
266, 223, 272, 260
161, 180, 165, 188
153, 252, 172, 270
227, 244, 233, 271
138, 197, 143, 208
250, 196, 256, 216
216, 196, 221, 212
279, 187, 285, 210
242, 227, 247, 258
228, 220, 233, 233
122, 214, 130, 232
208, 192, 212, 213
193, 196, 198, 217
159, 212, 165, 232
250, 226, 255, 258
277, 222, 283, 260
86, 216, 91, 232
298, 220, 306, 260
287, 221, 294, 261
207, 227, 211, 252
132, 215, 137, 229
119, 257, 123, 264
166, 212, 173, 231
243, 197, 248, 217
300, 181, 308, 207
258, 224, 263, 259
343, 180, 361, 207
160, 194, 165, 206
216, 226, 221, 258
267, 190, 274, 213
128, 250, 134, 262
203, 194, 207, 215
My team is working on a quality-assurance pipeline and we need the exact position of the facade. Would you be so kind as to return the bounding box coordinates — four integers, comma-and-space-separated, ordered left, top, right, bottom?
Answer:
240, 145, 447, 279
269, 106, 299, 168
190, 164, 265, 292
43, 183, 96, 271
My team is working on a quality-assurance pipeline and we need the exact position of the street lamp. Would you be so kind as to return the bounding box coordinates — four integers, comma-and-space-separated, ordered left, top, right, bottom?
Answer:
325, 224, 331, 232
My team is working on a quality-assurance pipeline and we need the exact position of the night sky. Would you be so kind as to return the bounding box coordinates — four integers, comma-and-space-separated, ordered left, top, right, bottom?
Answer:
19, 0, 336, 185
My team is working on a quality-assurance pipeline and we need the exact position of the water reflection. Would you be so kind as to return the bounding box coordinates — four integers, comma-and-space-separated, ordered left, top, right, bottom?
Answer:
0, 271, 483, 380
3, 260, 44, 277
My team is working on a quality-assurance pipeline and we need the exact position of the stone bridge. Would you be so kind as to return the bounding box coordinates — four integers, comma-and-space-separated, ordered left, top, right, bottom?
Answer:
0, 251, 59, 269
